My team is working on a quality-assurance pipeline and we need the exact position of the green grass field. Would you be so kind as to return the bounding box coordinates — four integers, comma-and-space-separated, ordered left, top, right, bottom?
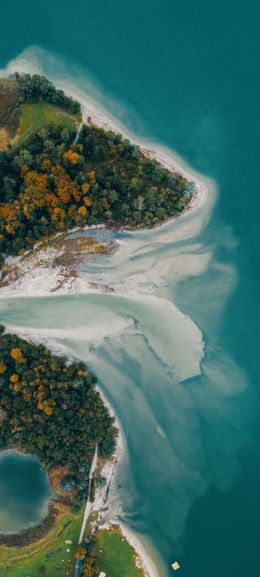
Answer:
0, 506, 84, 577
0, 515, 147, 577
95, 525, 145, 577
14, 102, 79, 146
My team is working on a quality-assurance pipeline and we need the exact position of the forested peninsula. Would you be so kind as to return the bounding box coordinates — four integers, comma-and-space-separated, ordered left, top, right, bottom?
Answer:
0, 73, 192, 269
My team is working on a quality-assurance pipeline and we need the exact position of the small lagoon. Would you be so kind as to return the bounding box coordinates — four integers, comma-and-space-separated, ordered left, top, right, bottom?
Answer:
0, 450, 52, 534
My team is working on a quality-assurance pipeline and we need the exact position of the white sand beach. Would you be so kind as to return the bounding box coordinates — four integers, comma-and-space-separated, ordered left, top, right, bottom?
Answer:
0, 68, 215, 577
0, 80, 211, 302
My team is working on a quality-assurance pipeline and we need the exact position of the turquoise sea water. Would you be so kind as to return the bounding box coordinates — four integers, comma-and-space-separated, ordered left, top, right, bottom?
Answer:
0, 1, 259, 576
0, 450, 52, 533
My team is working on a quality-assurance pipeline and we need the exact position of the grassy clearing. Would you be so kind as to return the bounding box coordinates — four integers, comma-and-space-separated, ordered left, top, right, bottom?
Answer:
0, 506, 84, 577
95, 525, 145, 577
14, 102, 78, 146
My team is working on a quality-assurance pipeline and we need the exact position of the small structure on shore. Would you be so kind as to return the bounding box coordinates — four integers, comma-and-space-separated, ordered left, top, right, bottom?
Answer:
172, 561, 180, 571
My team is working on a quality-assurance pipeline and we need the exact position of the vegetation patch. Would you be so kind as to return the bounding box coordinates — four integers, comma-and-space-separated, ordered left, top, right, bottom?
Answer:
0, 325, 117, 513
0, 77, 191, 262
15, 102, 78, 146
0, 73, 81, 151
0, 79, 21, 142
0, 505, 84, 577
16, 73, 81, 116
0, 129, 10, 151
77, 525, 146, 577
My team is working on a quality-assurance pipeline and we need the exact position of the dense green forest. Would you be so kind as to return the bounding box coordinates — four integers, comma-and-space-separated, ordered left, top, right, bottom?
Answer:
0, 74, 80, 142
0, 325, 116, 510
0, 73, 192, 263
16, 73, 81, 114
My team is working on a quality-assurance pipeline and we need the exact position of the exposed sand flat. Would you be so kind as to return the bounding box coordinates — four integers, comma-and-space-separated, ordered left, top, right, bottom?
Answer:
0, 50, 218, 577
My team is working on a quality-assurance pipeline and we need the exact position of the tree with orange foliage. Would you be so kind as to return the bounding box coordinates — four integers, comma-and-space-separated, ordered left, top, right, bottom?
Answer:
0, 202, 19, 235
74, 547, 86, 561
82, 182, 90, 194
10, 347, 25, 363
50, 207, 66, 222
0, 361, 7, 374
63, 149, 80, 165
83, 196, 93, 207
41, 158, 53, 171
77, 205, 87, 218
10, 374, 19, 384
21, 170, 49, 209
12, 382, 20, 393
56, 172, 79, 204
82, 564, 94, 577
87, 170, 96, 186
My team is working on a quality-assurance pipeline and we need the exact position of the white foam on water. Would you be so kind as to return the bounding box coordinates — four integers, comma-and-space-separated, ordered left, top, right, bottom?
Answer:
0, 46, 253, 576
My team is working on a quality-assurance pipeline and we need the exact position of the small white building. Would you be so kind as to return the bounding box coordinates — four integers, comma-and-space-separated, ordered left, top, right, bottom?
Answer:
99, 572, 107, 577
171, 561, 180, 571
65, 539, 72, 545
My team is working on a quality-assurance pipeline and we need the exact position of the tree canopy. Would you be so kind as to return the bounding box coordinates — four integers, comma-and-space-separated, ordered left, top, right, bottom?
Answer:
0, 115, 191, 261
0, 325, 117, 508
16, 73, 81, 115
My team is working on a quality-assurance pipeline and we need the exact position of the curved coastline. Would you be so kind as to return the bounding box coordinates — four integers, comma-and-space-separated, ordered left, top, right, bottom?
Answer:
0, 60, 216, 577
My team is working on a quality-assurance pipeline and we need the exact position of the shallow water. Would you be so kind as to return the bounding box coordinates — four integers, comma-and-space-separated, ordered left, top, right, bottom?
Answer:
0, 1, 259, 575
0, 189, 254, 574
0, 450, 52, 534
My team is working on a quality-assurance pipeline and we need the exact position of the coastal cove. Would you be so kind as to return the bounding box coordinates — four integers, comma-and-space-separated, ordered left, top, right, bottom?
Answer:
0, 1, 259, 575
0, 61, 256, 577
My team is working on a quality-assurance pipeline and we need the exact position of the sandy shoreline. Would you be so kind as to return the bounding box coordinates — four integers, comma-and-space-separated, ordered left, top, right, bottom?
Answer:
55, 86, 207, 577
0, 91, 208, 301
61, 79, 207, 215
0, 66, 209, 305
87, 386, 161, 577
0, 78, 210, 576
75, 385, 161, 577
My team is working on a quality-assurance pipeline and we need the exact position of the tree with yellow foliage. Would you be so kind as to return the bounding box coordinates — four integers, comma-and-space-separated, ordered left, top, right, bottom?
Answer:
0, 361, 7, 374
87, 170, 96, 186
82, 182, 90, 194
83, 565, 94, 577
83, 196, 93, 207
0, 202, 19, 235
10, 373, 19, 384
21, 170, 49, 209
63, 149, 80, 165
10, 347, 25, 363
74, 547, 86, 561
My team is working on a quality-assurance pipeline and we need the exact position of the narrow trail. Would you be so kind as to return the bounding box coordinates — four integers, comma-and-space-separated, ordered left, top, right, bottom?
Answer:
74, 121, 83, 144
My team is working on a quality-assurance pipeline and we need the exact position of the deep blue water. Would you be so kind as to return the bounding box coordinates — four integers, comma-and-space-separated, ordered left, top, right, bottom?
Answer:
0, 1, 259, 575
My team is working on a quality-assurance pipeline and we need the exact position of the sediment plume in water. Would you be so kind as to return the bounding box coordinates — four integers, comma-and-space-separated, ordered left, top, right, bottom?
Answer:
0, 46, 253, 577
